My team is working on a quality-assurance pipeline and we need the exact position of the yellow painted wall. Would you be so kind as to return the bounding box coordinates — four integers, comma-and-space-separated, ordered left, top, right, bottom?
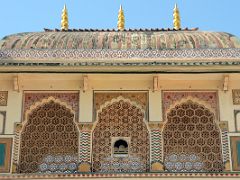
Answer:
1, 73, 240, 174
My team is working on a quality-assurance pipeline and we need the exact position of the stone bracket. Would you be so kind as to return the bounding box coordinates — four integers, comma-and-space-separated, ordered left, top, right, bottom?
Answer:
223, 75, 229, 92
83, 75, 89, 92
153, 76, 160, 92
13, 75, 20, 92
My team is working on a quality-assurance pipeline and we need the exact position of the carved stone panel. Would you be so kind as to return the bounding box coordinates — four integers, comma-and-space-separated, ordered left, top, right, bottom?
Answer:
92, 99, 150, 172
23, 92, 79, 121
162, 91, 218, 121
0, 91, 8, 106
163, 100, 223, 172
94, 92, 148, 121
18, 100, 79, 173
232, 90, 240, 105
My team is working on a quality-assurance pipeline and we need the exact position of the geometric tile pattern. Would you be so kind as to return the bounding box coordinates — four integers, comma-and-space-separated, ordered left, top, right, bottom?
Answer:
1, 49, 240, 62
94, 92, 148, 116
92, 99, 150, 172
1, 172, 240, 179
219, 122, 230, 165
163, 100, 224, 172
18, 100, 79, 173
100, 156, 144, 173
78, 124, 93, 165
39, 154, 78, 174
150, 129, 163, 163
149, 123, 164, 164
79, 132, 91, 163
0, 91, 8, 106
23, 92, 79, 120
221, 129, 230, 163
162, 91, 218, 120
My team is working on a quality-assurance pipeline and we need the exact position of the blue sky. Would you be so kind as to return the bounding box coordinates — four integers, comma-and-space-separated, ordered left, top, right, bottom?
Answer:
0, 0, 239, 39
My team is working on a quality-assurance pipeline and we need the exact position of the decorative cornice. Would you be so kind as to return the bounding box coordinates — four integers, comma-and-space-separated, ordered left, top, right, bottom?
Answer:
0, 49, 240, 61
0, 49, 240, 73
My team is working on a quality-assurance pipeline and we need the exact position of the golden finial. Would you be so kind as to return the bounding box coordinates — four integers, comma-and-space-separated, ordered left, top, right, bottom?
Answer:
173, 3, 181, 30
117, 5, 125, 31
61, 4, 69, 31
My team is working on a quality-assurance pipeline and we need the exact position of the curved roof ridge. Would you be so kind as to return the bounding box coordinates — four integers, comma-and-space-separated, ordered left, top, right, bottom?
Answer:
0, 30, 240, 50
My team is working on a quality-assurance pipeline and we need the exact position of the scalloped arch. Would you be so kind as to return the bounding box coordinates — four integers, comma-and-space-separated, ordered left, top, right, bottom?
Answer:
93, 96, 148, 132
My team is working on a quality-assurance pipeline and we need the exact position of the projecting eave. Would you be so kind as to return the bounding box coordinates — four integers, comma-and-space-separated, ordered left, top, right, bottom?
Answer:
0, 59, 240, 73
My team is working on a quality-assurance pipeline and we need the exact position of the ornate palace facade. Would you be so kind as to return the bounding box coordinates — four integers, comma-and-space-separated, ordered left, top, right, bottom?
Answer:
0, 4, 240, 180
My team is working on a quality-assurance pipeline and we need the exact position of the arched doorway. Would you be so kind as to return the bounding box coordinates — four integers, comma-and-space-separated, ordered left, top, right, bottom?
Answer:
163, 100, 223, 172
18, 100, 79, 173
92, 99, 150, 172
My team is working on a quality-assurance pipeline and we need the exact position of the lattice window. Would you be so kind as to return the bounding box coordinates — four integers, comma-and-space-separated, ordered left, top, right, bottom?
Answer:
18, 100, 79, 173
113, 139, 129, 156
92, 100, 150, 172
163, 100, 223, 172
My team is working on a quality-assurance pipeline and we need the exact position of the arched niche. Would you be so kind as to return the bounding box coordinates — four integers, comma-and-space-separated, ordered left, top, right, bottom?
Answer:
92, 97, 150, 172
113, 139, 129, 156
18, 98, 79, 173
0, 112, 5, 134
163, 100, 223, 172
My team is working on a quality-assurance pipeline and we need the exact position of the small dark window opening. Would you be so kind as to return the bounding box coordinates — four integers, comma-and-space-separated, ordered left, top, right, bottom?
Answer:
114, 139, 128, 155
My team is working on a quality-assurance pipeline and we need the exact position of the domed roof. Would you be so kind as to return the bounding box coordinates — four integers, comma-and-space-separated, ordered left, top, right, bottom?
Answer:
0, 30, 240, 50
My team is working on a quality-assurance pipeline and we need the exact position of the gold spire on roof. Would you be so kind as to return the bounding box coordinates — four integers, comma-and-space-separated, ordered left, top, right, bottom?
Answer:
173, 3, 181, 30
117, 5, 125, 31
61, 4, 69, 31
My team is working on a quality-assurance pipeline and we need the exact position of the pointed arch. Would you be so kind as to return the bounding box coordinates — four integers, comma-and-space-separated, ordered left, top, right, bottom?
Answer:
18, 97, 79, 173
93, 96, 149, 131
163, 99, 223, 172
92, 96, 150, 172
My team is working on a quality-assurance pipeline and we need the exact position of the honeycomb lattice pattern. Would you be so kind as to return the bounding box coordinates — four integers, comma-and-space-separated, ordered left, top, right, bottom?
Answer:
18, 100, 79, 173
163, 100, 223, 172
92, 100, 150, 172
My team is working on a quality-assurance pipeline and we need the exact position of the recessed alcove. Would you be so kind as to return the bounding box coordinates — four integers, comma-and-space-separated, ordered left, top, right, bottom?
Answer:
112, 138, 130, 157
